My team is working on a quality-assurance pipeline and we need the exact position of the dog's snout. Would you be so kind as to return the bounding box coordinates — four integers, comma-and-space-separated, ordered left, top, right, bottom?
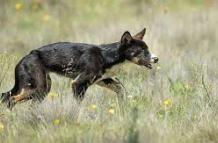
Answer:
153, 57, 158, 63
150, 53, 158, 63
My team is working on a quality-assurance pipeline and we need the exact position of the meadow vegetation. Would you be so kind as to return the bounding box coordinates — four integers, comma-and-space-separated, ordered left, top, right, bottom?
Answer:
0, 0, 218, 142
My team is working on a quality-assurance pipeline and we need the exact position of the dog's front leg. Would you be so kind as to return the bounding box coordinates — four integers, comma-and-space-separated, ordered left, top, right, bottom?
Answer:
72, 81, 89, 102
71, 73, 102, 102
96, 77, 127, 115
96, 77, 126, 98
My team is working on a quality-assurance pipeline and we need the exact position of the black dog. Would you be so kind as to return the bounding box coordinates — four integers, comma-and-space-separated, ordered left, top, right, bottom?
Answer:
1, 28, 158, 109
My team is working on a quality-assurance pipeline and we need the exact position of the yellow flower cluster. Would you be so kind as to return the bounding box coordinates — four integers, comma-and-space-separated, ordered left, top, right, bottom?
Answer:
15, 3, 51, 22
53, 119, 60, 125
48, 92, 59, 100
108, 108, 115, 114
15, 3, 23, 11
43, 14, 50, 22
156, 66, 161, 70
48, 92, 58, 97
0, 122, 4, 132
184, 84, 190, 90
88, 104, 115, 115
89, 104, 97, 110
163, 99, 173, 107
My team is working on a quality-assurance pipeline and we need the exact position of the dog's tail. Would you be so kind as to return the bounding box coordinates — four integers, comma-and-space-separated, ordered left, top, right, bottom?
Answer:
1, 75, 19, 103
1, 84, 18, 103
1, 91, 12, 103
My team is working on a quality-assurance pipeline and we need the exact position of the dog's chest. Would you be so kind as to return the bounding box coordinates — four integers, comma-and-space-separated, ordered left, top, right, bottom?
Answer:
103, 62, 125, 77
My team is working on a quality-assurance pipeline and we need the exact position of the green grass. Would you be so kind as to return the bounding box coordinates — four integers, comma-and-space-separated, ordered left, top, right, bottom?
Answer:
0, 0, 218, 143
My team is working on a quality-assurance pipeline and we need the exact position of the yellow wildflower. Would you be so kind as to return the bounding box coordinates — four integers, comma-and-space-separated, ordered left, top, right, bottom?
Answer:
48, 92, 58, 98
108, 108, 115, 114
156, 66, 161, 70
0, 122, 4, 132
53, 119, 60, 125
184, 84, 190, 90
163, 99, 172, 107
43, 14, 50, 22
15, 3, 23, 11
89, 104, 97, 110
127, 95, 133, 98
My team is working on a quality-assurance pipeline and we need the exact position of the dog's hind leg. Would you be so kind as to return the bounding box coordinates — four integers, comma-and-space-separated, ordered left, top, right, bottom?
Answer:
31, 73, 52, 102
8, 73, 49, 109
14, 74, 51, 108
31, 73, 51, 103
6, 52, 50, 109
7, 88, 31, 109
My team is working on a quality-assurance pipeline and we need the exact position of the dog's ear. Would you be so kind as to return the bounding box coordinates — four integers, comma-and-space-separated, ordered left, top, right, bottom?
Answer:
121, 31, 132, 45
133, 28, 146, 40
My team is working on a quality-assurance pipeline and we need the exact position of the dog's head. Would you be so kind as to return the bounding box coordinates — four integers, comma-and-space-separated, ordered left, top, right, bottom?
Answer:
120, 28, 158, 69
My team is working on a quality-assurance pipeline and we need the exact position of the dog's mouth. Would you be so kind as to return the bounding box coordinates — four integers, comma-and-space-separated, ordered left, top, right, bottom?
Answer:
144, 63, 153, 69
138, 61, 153, 69
131, 56, 158, 69
144, 57, 159, 69
145, 54, 159, 69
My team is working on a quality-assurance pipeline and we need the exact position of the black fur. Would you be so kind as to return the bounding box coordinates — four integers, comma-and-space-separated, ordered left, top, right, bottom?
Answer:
1, 28, 158, 109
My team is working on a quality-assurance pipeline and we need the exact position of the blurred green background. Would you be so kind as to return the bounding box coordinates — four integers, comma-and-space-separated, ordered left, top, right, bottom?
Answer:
0, 0, 216, 53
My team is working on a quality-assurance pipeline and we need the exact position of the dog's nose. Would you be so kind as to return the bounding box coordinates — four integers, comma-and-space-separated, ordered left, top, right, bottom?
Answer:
150, 53, 159, 63
153, 57, 158, 63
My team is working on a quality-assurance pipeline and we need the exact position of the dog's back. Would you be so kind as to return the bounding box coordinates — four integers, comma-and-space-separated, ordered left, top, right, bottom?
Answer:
36, 42, 104, 76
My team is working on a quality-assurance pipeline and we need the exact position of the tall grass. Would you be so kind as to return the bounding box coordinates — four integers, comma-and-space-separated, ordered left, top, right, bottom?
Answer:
0, 0, 218, 143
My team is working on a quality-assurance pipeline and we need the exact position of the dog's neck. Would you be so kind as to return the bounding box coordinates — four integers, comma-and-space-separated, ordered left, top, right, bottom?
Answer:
99, 42, 126, 68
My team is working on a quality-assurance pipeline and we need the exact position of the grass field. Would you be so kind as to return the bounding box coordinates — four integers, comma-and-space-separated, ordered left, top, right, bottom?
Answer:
0, 0, 218, 142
